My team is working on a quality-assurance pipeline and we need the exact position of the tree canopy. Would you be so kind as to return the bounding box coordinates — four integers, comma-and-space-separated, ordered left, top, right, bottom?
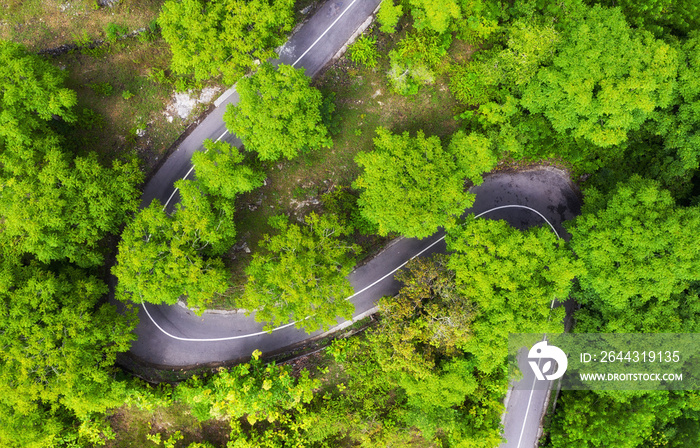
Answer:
446, 217, 580, 373
520, 6, 678, 148
112, 194, 232, 309
354, 127, 495, 238
224, 62, 332, 161
567, 176, 700, 331
0, 260, 136, 420
158, 0, 295, 83
240, 213, 359, 332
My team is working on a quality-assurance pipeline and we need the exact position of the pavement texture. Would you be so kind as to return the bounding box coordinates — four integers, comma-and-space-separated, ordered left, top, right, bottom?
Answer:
119, 1, 583, 446
127, 167, 581, 368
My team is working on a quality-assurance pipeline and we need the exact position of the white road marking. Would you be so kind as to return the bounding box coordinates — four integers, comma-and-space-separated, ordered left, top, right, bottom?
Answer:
161, 129, 232, 211
516, 355, 546, 448
292, 0, 360, 68
160, 0, 361, 211
142, 204, 561, 342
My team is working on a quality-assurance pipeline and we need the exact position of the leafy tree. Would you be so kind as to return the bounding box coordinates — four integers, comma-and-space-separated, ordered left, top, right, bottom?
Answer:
115, 138, 264, 308
592, 0, 700, 36
520, 6, 678, 148
371, 254, 474, 378
194, 139, 265, 200
158, 0, 295, 83
0, 40, 142, 267
409, 0, 462, 34
112, 192, 231, 309
641, 31, 700, 187
0, 40, 76, 151
0, 260, 136, 422
343, 253, 506, 446
224, 62, 332, 161
354, 127, 494, 238
176, 350, 318, 424
0, 152, 142, 267
377, 0, 403, 33
240, 213, 359, 332
546, 390, 696, 448
386, 29, 451, 95
175, 350, 319, 447
446, 217, 580, 373
567, 176, 700, 331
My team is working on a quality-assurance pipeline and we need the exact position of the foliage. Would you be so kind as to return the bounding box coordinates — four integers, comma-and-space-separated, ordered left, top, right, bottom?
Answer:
446, 217, 580, 373
592, 0, 700, 36
545, 390, 700, 448
372, 254, 475, 377
377, 0, 403, 33
640, 31, 700, 187
0, 40, 76, 142
104, 22, 129, 42
158, 0, 295, 83
447, 129, 498, 184
321, 186, 379, 235
0, 153, 142, 267
175, 350, 319, 446
520, 6, 678, 148
354, 127, 491, 238
0, 260, 136, 433
193, 139, 266, 199
349, 35, 379, 68
386, 29, 451, 95
409, 0, 462, 34
224, 62, 333, 161
112, 194, 231, 308
241, 213, 359, 332
567, 176, 700, 331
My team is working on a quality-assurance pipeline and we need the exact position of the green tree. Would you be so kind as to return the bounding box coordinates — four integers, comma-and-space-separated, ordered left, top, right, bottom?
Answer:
592, 0, 700, 36
0, 152, 142, 267
158, 0, 295, 83
521, 6, 678, 148
361, 254, 506, 446
409, 0, 462, 34
0, 260, 136, 423
112, 193, 231, 309
546, 390, 696, 448
0, 40, 76, 152
567, 176, 700, 331
641, 31, 700, 187
224, 62, 332, 161
194, 139, 265, 199
446, 217, 580, 373
240, 213, 359, 332
377, 0, 403, 33
176, 350, 318, 424
354, 127, 494, 238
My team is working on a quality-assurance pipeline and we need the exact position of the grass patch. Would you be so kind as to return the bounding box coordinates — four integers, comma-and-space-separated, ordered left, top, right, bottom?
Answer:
106, 403, 230, 448
0, 0, 163, 52
49, 35, 224, 173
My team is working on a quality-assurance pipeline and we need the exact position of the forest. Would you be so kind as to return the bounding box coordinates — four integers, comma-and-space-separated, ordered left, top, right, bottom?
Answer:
1, 0, 700, 446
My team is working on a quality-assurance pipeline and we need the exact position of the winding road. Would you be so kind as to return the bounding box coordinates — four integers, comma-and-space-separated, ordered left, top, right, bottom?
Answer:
121, 1, 582, 447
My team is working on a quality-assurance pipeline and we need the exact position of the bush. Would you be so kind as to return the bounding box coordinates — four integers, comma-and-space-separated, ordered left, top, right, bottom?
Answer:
89, 82, 113, 96
349, 35, 379, 68
104, 22, 129, 42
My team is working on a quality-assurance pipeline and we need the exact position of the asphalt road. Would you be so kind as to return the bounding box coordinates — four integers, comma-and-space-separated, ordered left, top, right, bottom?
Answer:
122, 1, 582, 446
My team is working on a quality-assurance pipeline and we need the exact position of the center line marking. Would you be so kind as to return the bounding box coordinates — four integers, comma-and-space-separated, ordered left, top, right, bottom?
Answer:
143, 204, 561, 342
160, 0, 361, 211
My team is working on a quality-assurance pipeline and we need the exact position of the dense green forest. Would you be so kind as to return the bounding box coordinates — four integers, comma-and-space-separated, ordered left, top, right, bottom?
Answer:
1, 0, 700, 446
